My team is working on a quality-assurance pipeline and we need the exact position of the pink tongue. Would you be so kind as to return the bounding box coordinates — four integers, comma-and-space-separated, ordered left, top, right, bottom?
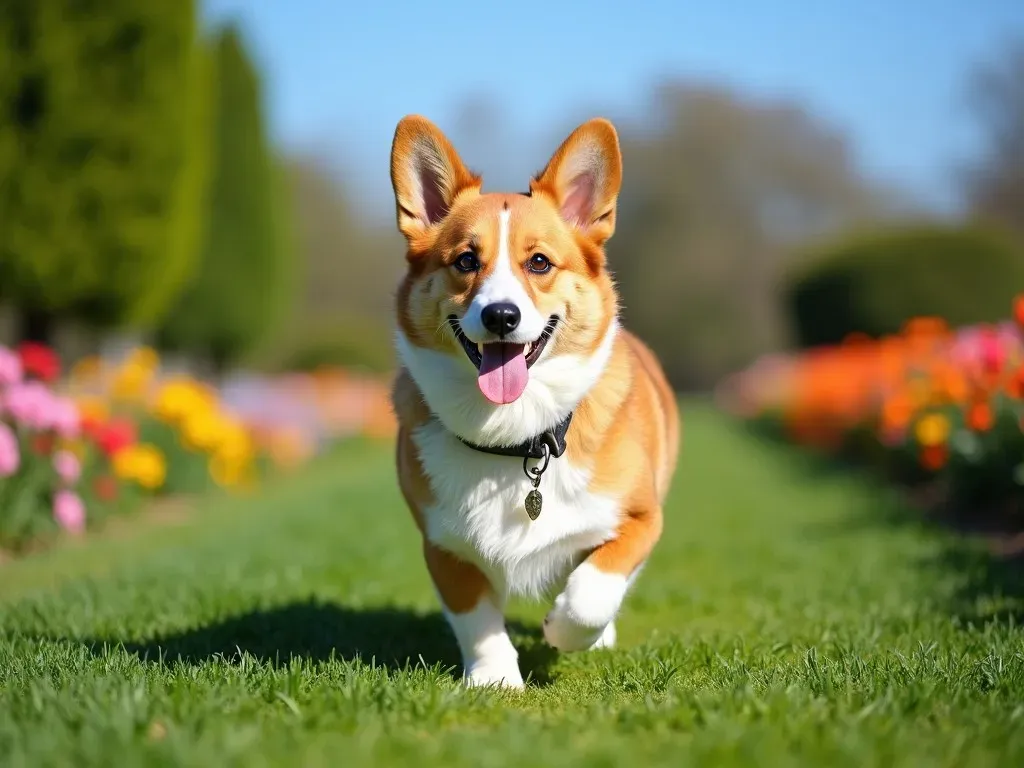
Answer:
477, 343, 528, 404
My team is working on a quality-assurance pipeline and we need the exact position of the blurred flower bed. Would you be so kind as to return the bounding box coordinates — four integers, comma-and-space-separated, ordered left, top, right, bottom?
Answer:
1, 342, 395, 554
717, 296, 1024, 516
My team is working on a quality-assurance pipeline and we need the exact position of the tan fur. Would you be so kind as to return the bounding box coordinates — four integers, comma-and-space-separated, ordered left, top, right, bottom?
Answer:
389, 114, 679, 632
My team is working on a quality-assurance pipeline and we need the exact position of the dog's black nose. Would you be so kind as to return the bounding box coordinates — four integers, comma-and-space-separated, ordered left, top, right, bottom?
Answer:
481, 302, 521, 338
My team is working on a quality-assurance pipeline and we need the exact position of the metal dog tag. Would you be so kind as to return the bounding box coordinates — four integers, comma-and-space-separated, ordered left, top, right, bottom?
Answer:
525, 489, 543, 520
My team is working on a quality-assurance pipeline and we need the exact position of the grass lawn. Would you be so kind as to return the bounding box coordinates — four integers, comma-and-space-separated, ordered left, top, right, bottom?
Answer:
1, 401, 1022, 767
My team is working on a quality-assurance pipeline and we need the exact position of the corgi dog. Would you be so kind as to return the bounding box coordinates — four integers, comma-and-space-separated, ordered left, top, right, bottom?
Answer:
389, 115, 679, 688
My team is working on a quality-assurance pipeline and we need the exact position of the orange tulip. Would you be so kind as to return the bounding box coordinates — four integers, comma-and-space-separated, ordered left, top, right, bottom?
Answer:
881, 393, 914, 432
1006, 365, 1024, 400
965, 400, 995, 432
1014, 294, 1024, 329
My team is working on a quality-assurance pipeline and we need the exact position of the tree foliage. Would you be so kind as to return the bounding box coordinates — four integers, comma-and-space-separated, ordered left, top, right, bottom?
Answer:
962, 36, 1024, 241
241, 155, 399, 374
606, 83, 893, 388
157, 24, 294, 370
0, 1, 213, 340
249, 85, 898, 387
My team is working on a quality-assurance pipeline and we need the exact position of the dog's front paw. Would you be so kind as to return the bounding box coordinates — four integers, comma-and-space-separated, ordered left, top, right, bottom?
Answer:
543, 564, 627, 652
543, 597, 608, 651
464, 656, 525, 689
591, 621, 617, 649
544, 608, 617, 651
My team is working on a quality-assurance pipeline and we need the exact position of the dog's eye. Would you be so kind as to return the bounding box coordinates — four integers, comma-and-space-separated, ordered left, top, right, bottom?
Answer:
527, 253, 552, 274
453, 252, 480, 273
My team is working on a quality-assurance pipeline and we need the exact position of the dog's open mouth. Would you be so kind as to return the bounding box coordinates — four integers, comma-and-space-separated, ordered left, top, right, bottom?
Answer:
448, 315, 558, 405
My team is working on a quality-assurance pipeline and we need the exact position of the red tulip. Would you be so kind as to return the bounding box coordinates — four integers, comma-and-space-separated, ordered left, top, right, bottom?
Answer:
16, 342, 60, 383
96, 418, 137, 457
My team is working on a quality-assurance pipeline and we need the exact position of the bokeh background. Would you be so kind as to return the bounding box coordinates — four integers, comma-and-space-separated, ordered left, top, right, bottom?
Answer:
2, 0, 1024, 549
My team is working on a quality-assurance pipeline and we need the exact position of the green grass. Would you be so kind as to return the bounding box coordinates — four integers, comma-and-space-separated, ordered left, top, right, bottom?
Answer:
1, 402, 1022, 767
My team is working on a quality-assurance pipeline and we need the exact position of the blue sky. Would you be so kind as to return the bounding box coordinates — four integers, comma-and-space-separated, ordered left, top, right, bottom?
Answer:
202, 0, 1024, 221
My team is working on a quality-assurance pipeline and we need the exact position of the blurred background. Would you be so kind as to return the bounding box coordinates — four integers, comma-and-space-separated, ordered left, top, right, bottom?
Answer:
2, 0, 1023, 384
2, 1, 1024, 548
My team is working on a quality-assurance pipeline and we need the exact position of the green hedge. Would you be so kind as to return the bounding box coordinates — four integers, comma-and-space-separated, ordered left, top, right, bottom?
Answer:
784, 223, 1024, 348
249, 315, 395, 375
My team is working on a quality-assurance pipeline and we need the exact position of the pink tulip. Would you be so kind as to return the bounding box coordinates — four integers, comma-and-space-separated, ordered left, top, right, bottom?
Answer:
53, 490, 86, 535
0, 422, 19, 477
2, 381, 53, 430
50, 397, 81, 440
1, 382, 80, 437
0, 346, 22, 387
52, 449, 81, 485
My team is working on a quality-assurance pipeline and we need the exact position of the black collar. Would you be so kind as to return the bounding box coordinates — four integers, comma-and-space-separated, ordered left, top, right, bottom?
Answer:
456, 411, 573, 461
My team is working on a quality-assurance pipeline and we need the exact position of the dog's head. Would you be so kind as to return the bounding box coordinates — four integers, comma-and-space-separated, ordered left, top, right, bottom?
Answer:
390, 115, 623, 445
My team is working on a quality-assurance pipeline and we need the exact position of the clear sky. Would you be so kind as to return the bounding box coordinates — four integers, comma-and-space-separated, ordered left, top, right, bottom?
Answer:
202, 0, 1024, 221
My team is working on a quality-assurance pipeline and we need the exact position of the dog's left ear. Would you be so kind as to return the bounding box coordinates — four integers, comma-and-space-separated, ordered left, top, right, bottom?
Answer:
531, 118, 622, 245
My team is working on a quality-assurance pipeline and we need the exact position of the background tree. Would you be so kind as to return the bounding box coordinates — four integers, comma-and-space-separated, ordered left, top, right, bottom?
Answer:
157, 24, 294, 373
606, 82, 898, 388
243, 155, 400, 374
0, 1, 213, 344
962, 36, 1024, 241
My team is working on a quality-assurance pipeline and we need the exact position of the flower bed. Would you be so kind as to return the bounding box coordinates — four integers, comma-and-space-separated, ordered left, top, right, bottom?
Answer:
1, 341, 397, 555
0, 343, 124, 550
717, 296, 1024, 516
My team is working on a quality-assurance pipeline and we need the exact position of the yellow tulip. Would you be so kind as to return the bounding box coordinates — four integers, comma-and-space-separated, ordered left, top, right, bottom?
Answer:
111, 361, 153, 402
127, 346, 160, 372
209, 453, 245, 488
914, 413, 950, 448
215, 421, 254, 463
181, 409, 232, 452
134, 448, 167, 490
112, 444, 167, 490
154, 378, 215, 424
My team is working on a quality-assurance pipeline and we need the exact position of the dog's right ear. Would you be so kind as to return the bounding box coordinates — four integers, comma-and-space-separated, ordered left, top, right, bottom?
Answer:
390, 115, 480, 244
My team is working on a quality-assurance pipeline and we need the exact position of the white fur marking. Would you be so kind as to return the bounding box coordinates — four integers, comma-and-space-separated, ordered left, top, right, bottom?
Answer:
543, 563, 629, 651
441, 596, 524, 689
593, 621, 617, 649
395, 317, 619, 448
396, 274, 628, 668
461, 209, 546, 343
415, 422, 622, 600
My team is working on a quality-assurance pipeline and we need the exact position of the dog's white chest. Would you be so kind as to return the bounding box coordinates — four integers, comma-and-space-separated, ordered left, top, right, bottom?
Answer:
413, 421, 622, 598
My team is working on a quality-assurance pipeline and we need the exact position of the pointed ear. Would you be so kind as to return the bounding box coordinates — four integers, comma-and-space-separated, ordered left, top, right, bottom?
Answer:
531, 118, 622, 244
389, 115, 480, 242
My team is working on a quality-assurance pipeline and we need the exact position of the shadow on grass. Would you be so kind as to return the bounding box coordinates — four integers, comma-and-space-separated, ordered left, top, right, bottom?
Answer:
736, 418, 1024, 626
20, 599, 559, 686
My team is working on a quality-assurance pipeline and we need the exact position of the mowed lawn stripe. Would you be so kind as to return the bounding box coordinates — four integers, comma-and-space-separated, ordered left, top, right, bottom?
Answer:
1, 403, 1022, 767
